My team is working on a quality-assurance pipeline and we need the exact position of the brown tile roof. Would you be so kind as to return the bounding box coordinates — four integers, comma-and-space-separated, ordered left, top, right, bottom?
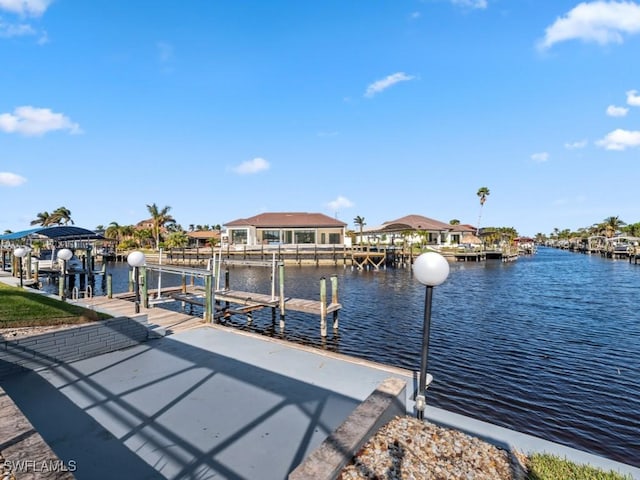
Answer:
378, 214, 452, 232
187, 230, 221, 239
225, 212, 347, 228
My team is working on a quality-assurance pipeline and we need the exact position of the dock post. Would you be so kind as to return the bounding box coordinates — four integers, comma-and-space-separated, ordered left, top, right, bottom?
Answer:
58, 274, 64, 300
204, 274, 213, 322
181, 274, 187, 293
223, 269, 230, 316
32, 259, 39, 283
278, 262, 285, 331
141, 267, 148, 308
331, 274, 339, 330
107, 273, 113, 298
320, 277, 327, 337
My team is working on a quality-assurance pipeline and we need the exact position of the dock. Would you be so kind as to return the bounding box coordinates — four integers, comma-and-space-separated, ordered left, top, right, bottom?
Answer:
107, 260, 343, 337
69, 294, 206, 335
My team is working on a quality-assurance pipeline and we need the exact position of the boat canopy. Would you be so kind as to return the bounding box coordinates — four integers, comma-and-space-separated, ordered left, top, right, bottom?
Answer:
0, 226, 104, 241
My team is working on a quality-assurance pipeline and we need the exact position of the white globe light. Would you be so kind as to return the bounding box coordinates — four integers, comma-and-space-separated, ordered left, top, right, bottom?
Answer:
412, 252, 450, 286
57, 248, 73, 261
13, 247, 28, 258
127, 251, 146, 267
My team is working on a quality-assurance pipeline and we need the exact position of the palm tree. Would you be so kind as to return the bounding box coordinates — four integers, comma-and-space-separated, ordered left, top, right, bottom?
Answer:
165, 231, 189, 249
599, 216, 626, 238
353, 216, 366, 246
30, 211, 51, 226
105, 222, 122, 243
146, 203, 176, 250
476, 187, 490, 234
51, 206, 74, 225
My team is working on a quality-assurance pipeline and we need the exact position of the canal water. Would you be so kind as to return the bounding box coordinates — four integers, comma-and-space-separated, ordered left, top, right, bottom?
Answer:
51, 247, 640, 466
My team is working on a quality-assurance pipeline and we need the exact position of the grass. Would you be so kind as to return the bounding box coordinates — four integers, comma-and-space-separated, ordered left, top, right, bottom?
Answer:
526, 453, 633, 480
0, 282, 111, 328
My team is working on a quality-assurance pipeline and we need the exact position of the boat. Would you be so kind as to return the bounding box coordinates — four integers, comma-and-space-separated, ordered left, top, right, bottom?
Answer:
33, 249, 83, 272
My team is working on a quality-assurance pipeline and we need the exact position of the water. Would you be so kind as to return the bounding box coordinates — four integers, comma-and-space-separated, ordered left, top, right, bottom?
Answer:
47, 247, 640, 466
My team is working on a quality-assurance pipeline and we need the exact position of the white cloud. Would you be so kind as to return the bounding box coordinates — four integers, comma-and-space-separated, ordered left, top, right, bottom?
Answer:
232, 157, 270, 175
531, 152, 550, 162
365, 72, 416, 98
596, 128, 640, 150
451, 0, 488, 9
627, 89, 640, 106
0, 106, 81, 136
538, 1, 640, 50
0, 172, 26, 186
0, 21, 35, 37
606, 104, 629, 116
327, 196, 354, 211
410, 11, 421, 19
564, 139, 588, 149
0, 0, 52, 16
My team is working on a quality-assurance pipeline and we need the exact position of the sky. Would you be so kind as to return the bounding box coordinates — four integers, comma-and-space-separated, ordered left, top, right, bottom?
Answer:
1, 0, 640, 237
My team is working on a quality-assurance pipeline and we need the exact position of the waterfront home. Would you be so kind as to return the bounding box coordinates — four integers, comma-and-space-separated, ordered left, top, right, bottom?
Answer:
361, 215, 476, 247
187, 230, 221, 248
224, 212, 347, 247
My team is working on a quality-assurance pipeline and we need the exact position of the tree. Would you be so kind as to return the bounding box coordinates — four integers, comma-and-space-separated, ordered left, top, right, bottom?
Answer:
30, 211, 51, 226
146, 203, 176, 250
449, 219, 460, 225
105, 222, 122, 242
51, 206, 74, 225
599, 216, 625, 238
476, 187, 490, 234
622, 222, 640, 237
165, 231, 189, 249
353, 216, 366, 246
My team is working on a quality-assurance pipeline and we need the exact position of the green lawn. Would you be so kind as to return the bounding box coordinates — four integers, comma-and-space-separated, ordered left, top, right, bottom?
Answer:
527, 453, 633, 479
0, 282, 110, 328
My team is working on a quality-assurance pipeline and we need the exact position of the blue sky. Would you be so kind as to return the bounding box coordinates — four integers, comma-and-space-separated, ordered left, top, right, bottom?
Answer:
1, 0, 640, 237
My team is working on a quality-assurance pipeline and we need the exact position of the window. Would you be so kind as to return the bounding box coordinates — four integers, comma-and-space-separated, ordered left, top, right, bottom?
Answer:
231, 229, 247, 245
262, 230, 280, 243
329, 233, 341, 244
294, 230, 315, 244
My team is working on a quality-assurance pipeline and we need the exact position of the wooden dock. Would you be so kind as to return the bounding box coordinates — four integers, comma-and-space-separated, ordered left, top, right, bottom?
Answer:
93, 285, 341, 337
68, 295, 207, 335
454, 251, 486, 262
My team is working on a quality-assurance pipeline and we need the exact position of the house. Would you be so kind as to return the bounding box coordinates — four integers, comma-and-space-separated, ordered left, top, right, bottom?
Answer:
224, 212, 347, 247
187, 230, 221, 248
362, 215, 476, 247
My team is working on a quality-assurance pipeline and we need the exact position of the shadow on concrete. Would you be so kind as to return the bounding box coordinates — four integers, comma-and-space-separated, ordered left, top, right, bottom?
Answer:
1, 329, 365, 479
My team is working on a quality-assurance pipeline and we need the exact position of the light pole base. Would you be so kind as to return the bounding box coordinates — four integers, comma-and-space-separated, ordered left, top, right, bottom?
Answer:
415, 394, 425, 420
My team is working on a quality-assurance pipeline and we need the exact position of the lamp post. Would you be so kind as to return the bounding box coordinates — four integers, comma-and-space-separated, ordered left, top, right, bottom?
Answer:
57, 248, 73, 300
13, 247, 28, 288
412, 251, 450, 420
127, 251, 146, 314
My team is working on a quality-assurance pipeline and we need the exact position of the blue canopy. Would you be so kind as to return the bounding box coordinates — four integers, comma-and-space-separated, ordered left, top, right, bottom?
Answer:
0, 226, 104, 241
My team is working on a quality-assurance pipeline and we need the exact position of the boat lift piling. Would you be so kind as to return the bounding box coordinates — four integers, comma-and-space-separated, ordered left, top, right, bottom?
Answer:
129, 253, 342, 336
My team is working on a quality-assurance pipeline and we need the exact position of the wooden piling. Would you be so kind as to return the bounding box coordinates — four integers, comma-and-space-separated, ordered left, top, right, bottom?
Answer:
279, 262, 285, 330
320, 277, 327, 337
204, 274, 212, 322
141, 267, 148, 308
331, 274, 339, 330
107, 273, 113, 298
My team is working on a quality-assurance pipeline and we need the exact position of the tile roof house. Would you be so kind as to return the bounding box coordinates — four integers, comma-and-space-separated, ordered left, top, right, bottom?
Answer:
224, 212, 347, 247
364, 215, 476, 246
